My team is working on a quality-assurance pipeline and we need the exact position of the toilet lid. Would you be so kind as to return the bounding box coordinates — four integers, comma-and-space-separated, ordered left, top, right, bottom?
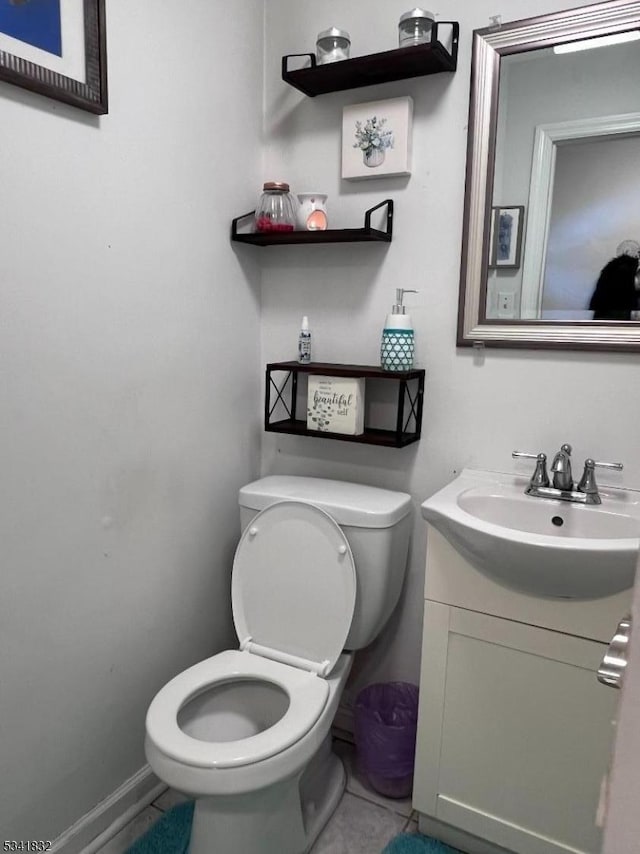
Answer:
232, 501, 356, 675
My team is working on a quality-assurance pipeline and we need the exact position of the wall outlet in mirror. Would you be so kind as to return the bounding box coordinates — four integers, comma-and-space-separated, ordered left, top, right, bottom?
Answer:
498, 292, 515, 319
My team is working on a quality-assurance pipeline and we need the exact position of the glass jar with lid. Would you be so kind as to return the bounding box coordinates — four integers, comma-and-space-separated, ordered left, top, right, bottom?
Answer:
316, 27, 351, 64
255, 182, 296, 233
398, 8, 435, 48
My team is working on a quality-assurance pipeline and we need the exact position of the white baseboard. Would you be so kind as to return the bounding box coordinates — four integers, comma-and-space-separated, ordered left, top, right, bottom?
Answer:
51, 765, 166, 854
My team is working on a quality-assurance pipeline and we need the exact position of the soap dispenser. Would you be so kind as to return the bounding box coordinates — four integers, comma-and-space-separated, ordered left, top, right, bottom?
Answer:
381, 288, 417, 371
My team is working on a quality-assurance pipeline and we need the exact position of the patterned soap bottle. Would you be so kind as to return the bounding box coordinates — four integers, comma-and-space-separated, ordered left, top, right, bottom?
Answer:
380, 288, 418, 371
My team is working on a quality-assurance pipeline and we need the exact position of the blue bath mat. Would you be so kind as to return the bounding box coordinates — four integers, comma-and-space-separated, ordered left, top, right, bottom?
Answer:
125, 802, 194, 854
383, 832, 463, 853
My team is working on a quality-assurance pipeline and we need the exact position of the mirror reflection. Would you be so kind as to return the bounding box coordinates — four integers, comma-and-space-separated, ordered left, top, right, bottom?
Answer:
486, 39, 640, 321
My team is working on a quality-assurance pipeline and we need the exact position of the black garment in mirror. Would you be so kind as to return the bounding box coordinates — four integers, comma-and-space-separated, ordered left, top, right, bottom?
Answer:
589, 255, 639, 321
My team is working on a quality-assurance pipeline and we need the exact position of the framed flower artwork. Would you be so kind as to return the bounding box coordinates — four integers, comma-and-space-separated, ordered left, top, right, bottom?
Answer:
342, 96, 413, 180
489, 206, 525, 269
0, 0, 107, 114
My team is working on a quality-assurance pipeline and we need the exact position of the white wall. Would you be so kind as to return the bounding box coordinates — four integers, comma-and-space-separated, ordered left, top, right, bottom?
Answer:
0, 0, 263, 841
543, 135, 640, 313
261, 0, 640, 709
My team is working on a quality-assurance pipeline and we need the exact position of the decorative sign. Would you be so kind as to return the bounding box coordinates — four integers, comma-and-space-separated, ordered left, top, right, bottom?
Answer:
307, 376, 365, 436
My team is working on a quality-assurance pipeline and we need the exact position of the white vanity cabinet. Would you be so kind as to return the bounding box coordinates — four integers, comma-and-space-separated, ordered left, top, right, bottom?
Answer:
413, 528, 630, 854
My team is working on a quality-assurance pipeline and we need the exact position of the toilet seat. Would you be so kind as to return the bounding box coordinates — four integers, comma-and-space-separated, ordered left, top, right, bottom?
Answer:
232, 500, 357, 675
146, 500, 357, 772
146, 649, 329, 769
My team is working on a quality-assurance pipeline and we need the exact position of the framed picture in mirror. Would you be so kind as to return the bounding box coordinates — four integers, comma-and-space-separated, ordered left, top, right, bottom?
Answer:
489, 206, 524, 269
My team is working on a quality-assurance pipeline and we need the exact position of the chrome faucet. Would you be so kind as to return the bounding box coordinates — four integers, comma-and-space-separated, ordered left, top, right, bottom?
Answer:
512, 447, 623, 505
550, 443, 573, 491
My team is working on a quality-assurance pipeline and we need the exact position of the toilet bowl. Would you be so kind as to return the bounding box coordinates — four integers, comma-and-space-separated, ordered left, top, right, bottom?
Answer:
146, 649, 349, 796
145, 476, 412, 854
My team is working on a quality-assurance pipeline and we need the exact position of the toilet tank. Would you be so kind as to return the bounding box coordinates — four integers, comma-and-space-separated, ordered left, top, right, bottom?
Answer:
238, 476, 413, 650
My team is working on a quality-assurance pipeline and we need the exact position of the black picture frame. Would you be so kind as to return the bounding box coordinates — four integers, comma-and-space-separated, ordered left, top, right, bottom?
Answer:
489, 205, 525, 269
0, 0, 107, 114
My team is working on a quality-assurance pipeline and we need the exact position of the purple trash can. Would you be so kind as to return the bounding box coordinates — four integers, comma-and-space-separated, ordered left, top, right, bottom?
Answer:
354, 682, 419, 799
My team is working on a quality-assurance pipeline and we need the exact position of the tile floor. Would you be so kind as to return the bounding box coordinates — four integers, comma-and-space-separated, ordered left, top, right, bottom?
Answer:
95, 738, 419, 854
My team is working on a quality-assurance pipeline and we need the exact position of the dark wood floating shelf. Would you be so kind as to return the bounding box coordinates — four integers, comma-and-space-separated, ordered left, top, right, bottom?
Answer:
270, 361, 424, 380
267, 419, 414, 448
282, 23, 459, 97
265, 361, 425, 448
231, 200, 393, 246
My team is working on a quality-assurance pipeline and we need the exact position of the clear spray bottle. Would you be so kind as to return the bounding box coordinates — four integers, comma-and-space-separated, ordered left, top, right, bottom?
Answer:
298, 316, 312, 364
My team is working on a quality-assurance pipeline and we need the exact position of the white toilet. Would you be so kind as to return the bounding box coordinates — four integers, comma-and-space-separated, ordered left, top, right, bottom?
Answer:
145, 475, 412, 854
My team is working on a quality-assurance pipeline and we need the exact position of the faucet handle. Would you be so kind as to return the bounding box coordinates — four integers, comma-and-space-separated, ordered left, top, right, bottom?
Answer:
512, 450, 543, 461
513, 451, 549, 488
592, 460, 623, 471
577, 459, 624, 497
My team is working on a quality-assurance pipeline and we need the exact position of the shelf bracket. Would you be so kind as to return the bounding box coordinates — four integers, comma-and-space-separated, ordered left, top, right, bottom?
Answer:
403, 380, 422, 435
282, 53, 317, 80
396, 380, 406, 444
231, 210, 256, 241
395, 374, 425, 443
432, 21, 460, 70
364, 199, 394, 239
265, 368, 294, 427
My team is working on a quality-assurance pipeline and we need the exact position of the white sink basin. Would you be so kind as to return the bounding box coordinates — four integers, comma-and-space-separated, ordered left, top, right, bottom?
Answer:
422, 469, 640, 599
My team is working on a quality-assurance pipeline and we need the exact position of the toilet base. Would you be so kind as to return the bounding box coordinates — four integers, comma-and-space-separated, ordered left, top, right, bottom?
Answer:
188, 735, 345, 854
300, 734, 346, 852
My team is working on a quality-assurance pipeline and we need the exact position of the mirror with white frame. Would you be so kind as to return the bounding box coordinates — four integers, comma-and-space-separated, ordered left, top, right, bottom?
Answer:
458, 0, 640, 350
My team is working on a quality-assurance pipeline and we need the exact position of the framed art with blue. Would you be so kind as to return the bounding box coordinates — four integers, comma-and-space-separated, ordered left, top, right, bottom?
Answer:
0, 0, 107, 114
489, 205, 524, 269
